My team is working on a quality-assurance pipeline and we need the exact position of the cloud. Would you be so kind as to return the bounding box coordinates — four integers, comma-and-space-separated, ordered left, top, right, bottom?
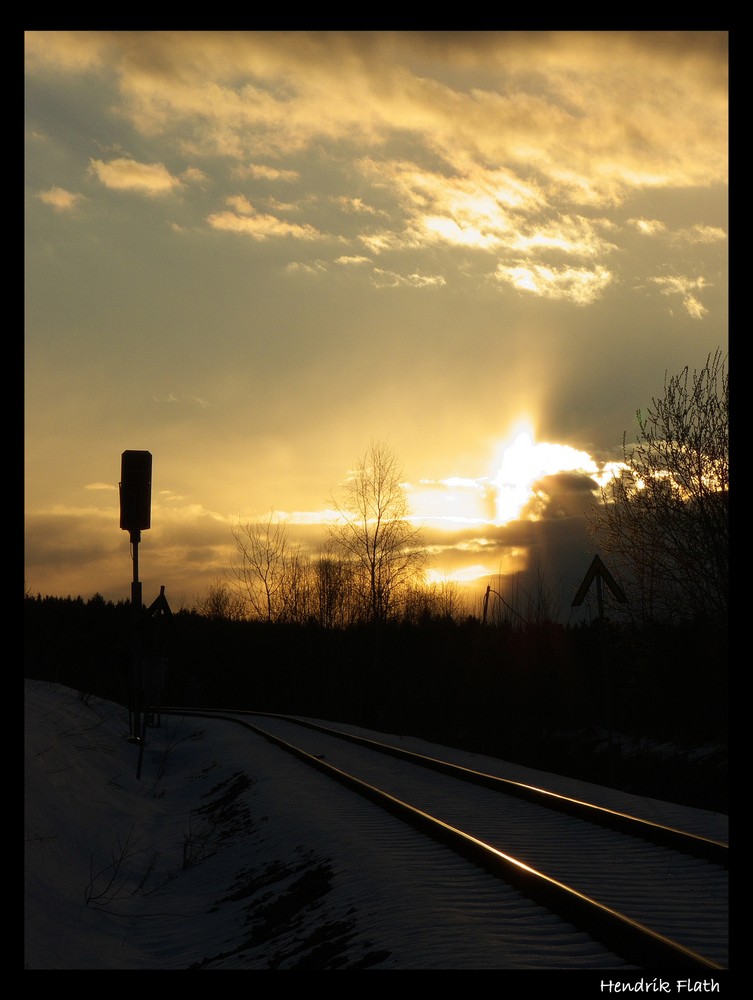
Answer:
629, 217, 667, 236
350, 162, 617, 280
525, 471, 600, 520
37, 187, 85, 212
234, 163, 300, 182
650, 275, 710, 319
25, 496, 239, 605
334, 196, 382, 216
356, 160, 543, 251
88, 157, 183, 195
25, 30, 117, 74
422, 216, 502, 250
675, 224, 727, 245
24, 508, 122, 576
630, 219, 726, 246
335, 255, 371, 266
371, 268, 446, 289
493, 263, 612, 305
207, 204, 325, 240
285, 260, 328, 275
225, 194, 254, 213
26, 30, 720, 299
509, 216, 617, 258
181, 166, 209, 184
28, 32, 727, 208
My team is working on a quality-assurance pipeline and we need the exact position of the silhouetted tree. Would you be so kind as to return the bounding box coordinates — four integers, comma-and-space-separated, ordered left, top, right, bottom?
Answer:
313, 544, 359, 629
590, 350, 728, 625
230, 514, 309, 623
328, 442, 426, 625
403, 578, 467, 623
196, 577, 247, 622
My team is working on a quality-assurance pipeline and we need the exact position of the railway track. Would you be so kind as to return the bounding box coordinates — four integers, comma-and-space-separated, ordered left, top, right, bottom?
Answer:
159, 707, 728, 971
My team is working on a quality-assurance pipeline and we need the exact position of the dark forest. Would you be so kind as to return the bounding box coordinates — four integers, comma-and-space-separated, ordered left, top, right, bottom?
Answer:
24, 592, 728, 813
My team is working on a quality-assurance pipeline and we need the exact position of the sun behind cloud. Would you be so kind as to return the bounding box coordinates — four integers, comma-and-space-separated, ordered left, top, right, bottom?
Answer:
409, 422, 600, 533
491, 427, 598, 524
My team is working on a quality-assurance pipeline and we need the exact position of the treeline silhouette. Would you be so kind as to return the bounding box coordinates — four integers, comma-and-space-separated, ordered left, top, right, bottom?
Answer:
24, 592, 727, 812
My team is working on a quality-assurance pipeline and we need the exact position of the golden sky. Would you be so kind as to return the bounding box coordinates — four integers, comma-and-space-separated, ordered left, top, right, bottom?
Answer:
24, 31, 728, 618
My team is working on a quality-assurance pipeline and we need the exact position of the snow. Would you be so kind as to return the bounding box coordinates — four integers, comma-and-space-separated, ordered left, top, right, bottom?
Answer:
25, 679, 729, 976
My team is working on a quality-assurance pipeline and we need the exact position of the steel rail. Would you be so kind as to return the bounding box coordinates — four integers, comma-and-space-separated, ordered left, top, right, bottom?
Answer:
159, 707, 725, 971
186, 709, 728, 867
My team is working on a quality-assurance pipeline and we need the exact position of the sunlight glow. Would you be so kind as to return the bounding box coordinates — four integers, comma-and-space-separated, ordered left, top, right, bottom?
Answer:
425, 565, 491, 586
492, 430, 598, 524
411, 477, 490, 526
422, 215, 500, 249
592, 461, 630, 490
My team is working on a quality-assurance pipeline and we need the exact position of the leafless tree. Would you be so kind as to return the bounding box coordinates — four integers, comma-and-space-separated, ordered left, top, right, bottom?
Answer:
313, 544, 359, 629
281, 544, 314, 624
590, 350, 728, 625
196, 577, 247, 622
328, 442, 426, 625
403, 578, 468, 623
230, 514, 306, 623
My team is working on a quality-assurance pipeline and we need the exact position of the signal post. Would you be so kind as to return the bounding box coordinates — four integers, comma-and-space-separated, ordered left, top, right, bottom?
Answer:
119, 450, 152, 746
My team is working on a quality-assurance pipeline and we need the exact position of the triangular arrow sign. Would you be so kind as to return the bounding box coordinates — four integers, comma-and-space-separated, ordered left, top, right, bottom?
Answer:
572, 554, 627, 607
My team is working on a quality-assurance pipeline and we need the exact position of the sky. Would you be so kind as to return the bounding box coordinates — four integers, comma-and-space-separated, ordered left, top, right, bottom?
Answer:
24, 679, 729, 970
24, 31, 728, 617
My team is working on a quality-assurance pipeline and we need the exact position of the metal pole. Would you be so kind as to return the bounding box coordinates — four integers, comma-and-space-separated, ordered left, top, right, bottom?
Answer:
136, 712, 147, 781
596, 573, 615, 782
130, 530, 142, 744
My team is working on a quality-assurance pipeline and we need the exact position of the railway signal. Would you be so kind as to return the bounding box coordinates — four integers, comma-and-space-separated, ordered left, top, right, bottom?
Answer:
119, 450, 152, 750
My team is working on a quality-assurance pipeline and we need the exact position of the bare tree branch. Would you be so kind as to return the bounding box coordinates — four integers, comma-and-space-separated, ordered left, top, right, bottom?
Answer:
590, 350, 728, 625
328, 442, 426, 625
